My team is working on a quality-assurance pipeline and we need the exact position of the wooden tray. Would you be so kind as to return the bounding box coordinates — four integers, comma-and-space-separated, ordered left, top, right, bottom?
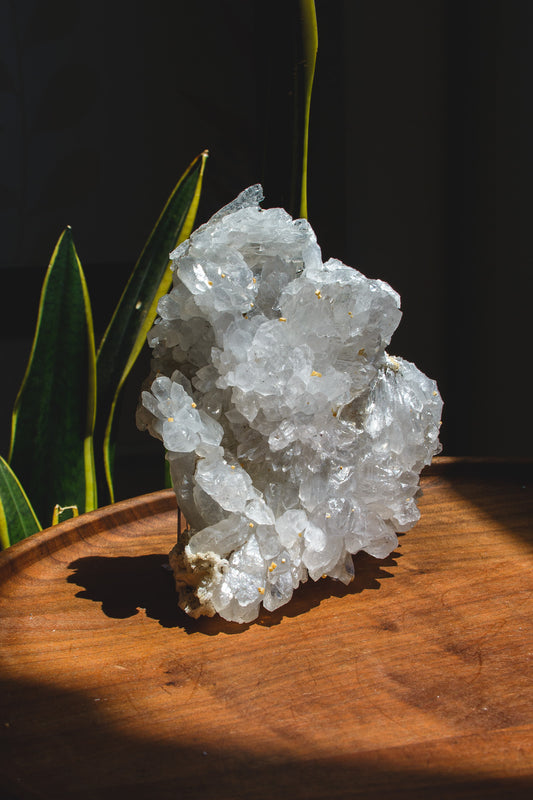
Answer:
1, 459, 532, 799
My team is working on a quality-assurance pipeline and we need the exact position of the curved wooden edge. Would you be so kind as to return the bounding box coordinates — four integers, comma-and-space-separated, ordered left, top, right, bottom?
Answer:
0, 489, 177, 580
1, 456, 530, 581
425, 455, 533, 478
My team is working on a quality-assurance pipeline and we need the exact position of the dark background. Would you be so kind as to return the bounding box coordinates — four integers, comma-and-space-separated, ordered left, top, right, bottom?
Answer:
1, 0, 532, 498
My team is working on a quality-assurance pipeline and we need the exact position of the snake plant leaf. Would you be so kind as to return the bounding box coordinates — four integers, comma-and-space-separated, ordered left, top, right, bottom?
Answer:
0, 456, 41, 549
299, 0, 318, 219
291, 0, 318, 220
9, 228, 97, 527
95, 149, 208, 503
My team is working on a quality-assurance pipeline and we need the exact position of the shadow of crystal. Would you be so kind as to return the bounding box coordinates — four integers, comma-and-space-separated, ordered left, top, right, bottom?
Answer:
67, 547, 401, 636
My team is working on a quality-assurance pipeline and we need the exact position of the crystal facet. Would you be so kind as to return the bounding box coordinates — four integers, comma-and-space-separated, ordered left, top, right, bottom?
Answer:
137, 186, 443, 623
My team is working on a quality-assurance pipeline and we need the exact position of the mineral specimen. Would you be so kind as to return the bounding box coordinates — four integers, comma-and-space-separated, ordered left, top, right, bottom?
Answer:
137, 185, 443, 623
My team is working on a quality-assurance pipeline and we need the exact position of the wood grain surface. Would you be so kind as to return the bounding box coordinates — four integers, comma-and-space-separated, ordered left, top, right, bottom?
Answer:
0, 458, 532, 799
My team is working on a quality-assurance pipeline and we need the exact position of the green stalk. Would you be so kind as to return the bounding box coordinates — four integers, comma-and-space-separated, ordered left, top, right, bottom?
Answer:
298, 0, 318, 219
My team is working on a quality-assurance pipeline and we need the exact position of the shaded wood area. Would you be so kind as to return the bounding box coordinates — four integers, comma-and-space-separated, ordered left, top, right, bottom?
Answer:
0, 458, 532, 798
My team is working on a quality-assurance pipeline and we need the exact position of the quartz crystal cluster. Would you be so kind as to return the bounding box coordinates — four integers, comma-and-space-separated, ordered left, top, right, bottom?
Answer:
137, 185, 443, 623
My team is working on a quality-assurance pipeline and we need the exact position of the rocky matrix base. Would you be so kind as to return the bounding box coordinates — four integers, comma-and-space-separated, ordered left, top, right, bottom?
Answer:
137, 186, 443, 623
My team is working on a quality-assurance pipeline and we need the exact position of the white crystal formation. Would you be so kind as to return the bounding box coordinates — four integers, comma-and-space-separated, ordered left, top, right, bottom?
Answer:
137, 185, 443, 623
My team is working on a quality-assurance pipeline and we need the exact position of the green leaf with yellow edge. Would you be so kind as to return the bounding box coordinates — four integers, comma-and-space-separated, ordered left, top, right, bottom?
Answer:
9, 228, 97, 527
291, 0, 318, 220
299, 0, 318, 219
0, 456, 41, 549
95, 150, 208, 503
